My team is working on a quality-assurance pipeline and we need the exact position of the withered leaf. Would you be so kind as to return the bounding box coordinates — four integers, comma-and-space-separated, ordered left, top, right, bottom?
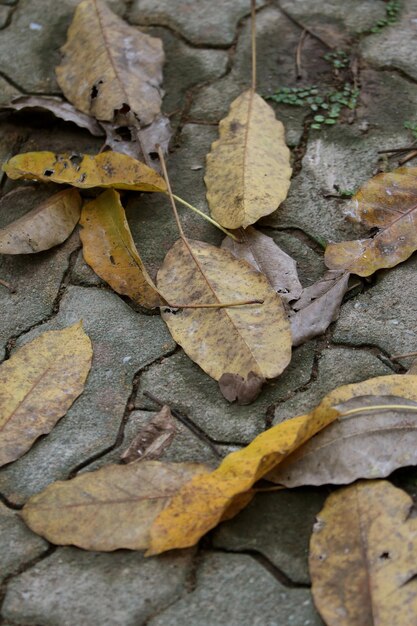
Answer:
22, 461, 209, 551
0, 188, 81, 254
3, 151, 166, 192
310, 480, 417, 625
0, 323, 92, 467
205, 90, 292, 229
56, 0, 164, 127
290, 270, 350, 347
325, 167, 417, 276
80, 189, 164, 309
157, 239, 292, 392
121, 405, 176, 463
218, 371, 264, 405
4, 96, 104, 136
268, 390, 417, 487
147, 374, 410, 555
221, 226, 302, 302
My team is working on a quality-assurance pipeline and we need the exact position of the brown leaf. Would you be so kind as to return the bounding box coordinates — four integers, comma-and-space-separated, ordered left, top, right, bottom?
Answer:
21, 461, 209, 551
0, 189, 82, 254
310, 480, 417, 625
218, 371, 264, 405
268, 391, 417, 487
0, 323, 92, 467
56, 0, 164, 127
325, 167, 417, 276
290, 271, 350, 347
121, 405, 176, 463
221, 226, 302, 302
4, 96, 104, 136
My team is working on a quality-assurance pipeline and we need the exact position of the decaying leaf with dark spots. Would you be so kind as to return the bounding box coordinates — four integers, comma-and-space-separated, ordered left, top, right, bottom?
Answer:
218, 371, 264, 405
121, 405, 176, 463
290, 271, 349, 347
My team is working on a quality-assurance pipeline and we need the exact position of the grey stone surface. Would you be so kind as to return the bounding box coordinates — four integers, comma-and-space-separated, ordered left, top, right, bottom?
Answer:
0, 502, 48, 584
0, 76, 20, 105
129, 0, 266, 46
273, 346, 392, 425
2, 547, 194, 626
0, 0, 128, 93
136, 342, 315, 443
361, 0, 417, 81
333, 256, 417, 364
148, 552, 323, 626
71, 247, 104, 287
268, 230, 325, 287
213, 489, 326, 584
0, 5, 11, 28
0, 286, 176, 504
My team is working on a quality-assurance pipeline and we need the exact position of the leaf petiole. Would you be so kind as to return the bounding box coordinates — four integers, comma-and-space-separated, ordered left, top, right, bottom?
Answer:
163, 299, 263, 310
168, 193, 239, 241
337, 404, 417, 417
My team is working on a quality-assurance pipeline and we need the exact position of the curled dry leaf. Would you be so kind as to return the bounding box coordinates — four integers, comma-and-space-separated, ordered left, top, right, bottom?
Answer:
101, 114, 171, 165
221, 226, 302, 303
80, 189, 164, 309
22, 461, 209, 551
157, 238, 292, 391
56, 0, 164, 127
205, 90, 292, 229
0, 323, 92, 467
268, 387, 417, 487
147, 374, 407, 555
218, 371, 264, 406
121, 405, 176, 463
290, 270, 350, 347
325, 167, 417, 276
310, 480, 417, 626
4, 96, 104, 136
0, 188, 81, 254
3, 151, 166, 192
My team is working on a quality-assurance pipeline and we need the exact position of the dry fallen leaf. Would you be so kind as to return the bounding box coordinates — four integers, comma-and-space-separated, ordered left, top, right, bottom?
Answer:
80, 189, 164, 308
268, 389, 417, 487
157, 238, 292, 391
205, 90, 292, 229
0, 188, 81, 254
4, 96, 104, 136
310, 480, 417, 625
121, 405, 176, 463
221, 226, 302, 302
147, 374, 409, 555
0, 323, 92, 467
56, 0, 164, 127
3, 151, 166, 192
101, 114, 171, 165
218, 371, 264, 405
325, 167, 417, 276
290, 270, 350, 347
22, 461, 209, 551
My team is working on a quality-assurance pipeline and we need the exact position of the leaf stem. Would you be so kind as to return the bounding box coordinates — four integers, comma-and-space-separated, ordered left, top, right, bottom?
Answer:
391, 351, 417, 359
251, 0, 257, 91
170, 193, 239, 241
164, 299, 264, 310
338, 404, 417, 417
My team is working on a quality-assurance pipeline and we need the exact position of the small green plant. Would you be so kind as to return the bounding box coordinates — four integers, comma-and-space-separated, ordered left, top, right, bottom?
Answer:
323, 49, 349, 70
404, 120, 417, 140
369, 0, 401, 33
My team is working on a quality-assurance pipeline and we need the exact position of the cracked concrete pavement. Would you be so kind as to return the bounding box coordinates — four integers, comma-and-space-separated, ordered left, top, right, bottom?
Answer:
1, 0, 417, 623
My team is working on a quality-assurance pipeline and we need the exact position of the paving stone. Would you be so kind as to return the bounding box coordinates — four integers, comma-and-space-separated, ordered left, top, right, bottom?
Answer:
136, 342, 315, 444
333, 256, 417, 365
2, 547, 194, 626
267, 230, 325, 287
148, 552, 323, 626
273, 346, 392, 425
213, 489, 326, 584
0, 286, 176, 505
71, 247, 104, 287
361, 0, 417, 81
0, 76, 20, 105
0, 502, 48, 584
0, 5, 11, 28
278, 0, 386, 47
0, 0, 127, 93
130, 0, 266, 46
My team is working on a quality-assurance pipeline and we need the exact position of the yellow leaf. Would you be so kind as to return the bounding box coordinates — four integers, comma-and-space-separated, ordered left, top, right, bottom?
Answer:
148, 374, 413, 555
325, 167, 417, 276
310, 480, 417, 625
55, 0, 164, 126
0, 323, 92, 467
157, 238, 292, 384
0, 189, 81, 254
3, 151, 166, 192
205, 89, 292, 229
22, 461, 209, 551
80, 189, 164, 309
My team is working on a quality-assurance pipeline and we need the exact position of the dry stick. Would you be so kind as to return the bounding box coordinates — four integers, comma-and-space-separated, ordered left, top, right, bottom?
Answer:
399, 150, 417, 166
0, 278, 16, 293
251, 0, 257, 91
157, 144, 263, 310
392, 350, 417, 360
295, 30, 307, 79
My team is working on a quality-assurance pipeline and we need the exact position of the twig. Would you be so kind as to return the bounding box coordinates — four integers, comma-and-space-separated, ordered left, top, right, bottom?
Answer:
170, 193, 239, 241
251, 0, 257, 91
391, 350, 417, 360
399, 150, 417, 166
295, 29, 307, 79
143, 391, 222, 458
0, 278, 16, 293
